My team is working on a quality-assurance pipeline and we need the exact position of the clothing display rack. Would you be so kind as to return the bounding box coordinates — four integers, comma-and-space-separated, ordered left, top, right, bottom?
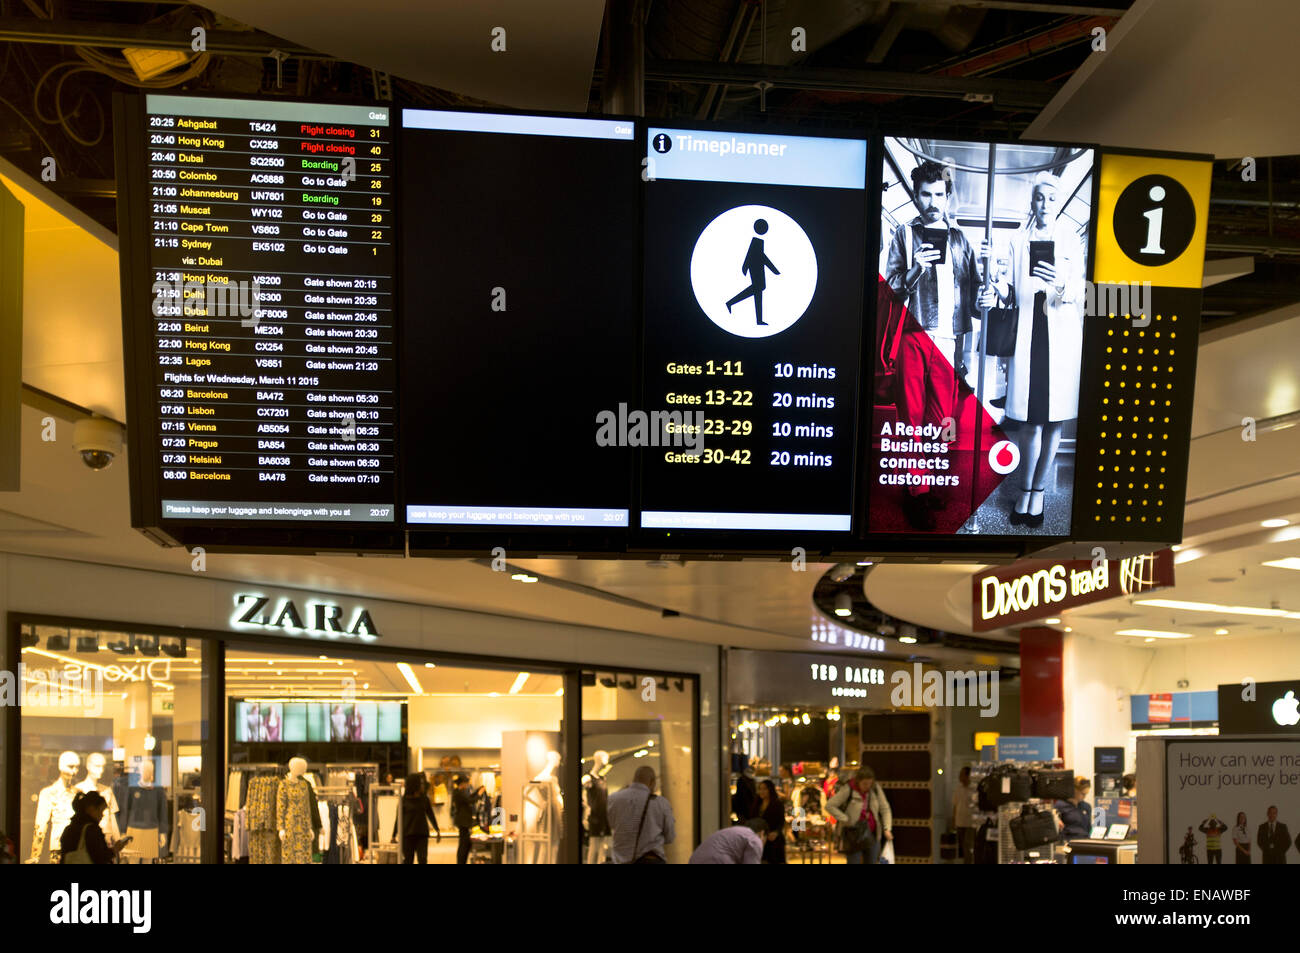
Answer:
365, 783, 402, 864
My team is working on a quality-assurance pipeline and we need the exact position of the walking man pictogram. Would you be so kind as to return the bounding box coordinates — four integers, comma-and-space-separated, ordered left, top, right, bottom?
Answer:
726, 219, 780, 325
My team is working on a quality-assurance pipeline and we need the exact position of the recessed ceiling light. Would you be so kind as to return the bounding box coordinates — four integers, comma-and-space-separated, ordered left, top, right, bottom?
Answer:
1215, 628, 1229, 635
856, 561, 873, 567
1262, 519, 1291, 529
1116, 628, 1193, 639
1262, 557, 1300, 572
899, 635, 918, 644
1045, 618, 1061, 624
1171, 545, 1183, 552
1144, 637, 1155, 643
509, 672, 530, 695
510, 573, 539, 583
1134, 598, 1300, 619
424, 662, 437, 668
1063, 626, 1073, 632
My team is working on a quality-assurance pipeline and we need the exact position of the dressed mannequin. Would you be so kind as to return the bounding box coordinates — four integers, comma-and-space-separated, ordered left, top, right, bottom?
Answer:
75, 752, 121, 844
583, 751, 612, 864
30, 751, 80, 862
124, 760, 169, 859
277, 756, 320, 864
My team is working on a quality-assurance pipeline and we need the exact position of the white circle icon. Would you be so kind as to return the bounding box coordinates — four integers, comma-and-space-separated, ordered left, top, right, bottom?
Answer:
988, 439, 1020, 475
690, 204, 817, 339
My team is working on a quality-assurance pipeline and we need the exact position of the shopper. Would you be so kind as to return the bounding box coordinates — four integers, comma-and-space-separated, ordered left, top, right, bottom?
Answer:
60, 792, 128, 864
826, 765, 893, 864
607, 766, 676, 864
951, 766, 976, 863
1232, 812, 1251, 864
397, 773, 440, 865
1199, 814, 1227, 864
689, 819, 767, 864
451, 774, 475, 865
1054, 777, 1092, 840
1258, 806, 1291, 864
732, 764, 758, 822
755, 779, 787, 864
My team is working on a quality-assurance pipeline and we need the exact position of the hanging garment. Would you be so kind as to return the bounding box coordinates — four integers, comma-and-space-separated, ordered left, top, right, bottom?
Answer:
231, 809, 248, 861
586, 777, 611, 837
226, 771, 243, 812
246, 775, 281, 864
276, 776, 316, 864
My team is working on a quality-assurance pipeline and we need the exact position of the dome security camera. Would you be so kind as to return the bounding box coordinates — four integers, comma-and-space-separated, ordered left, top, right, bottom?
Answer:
72, 416, 124, 471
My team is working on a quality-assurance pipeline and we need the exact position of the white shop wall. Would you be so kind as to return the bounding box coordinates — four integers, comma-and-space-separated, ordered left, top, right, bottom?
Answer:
0, 551, 721, 837
1142, 633, 1300, 692
407, 694, 562, 750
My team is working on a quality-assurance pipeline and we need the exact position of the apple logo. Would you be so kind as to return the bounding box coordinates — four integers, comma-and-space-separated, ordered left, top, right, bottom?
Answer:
1272, 690, 1300, 727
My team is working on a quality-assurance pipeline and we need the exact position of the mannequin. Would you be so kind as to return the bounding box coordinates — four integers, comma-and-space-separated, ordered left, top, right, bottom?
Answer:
277, 756, 319, 864
583, 750, 612, 865
523, 751, 563, 864
124, 760, 169, 859
75, 753, 122, 844
30, 751, 80, 862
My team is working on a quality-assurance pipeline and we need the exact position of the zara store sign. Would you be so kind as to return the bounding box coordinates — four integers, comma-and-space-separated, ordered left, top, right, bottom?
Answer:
231, 592, 380, 641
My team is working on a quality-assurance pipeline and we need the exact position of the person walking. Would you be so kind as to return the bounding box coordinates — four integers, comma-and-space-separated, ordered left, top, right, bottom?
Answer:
689, 819, 767, 864
725, 219, 780, 325
1232, 812, 1251, 864
826, 765, 893, 864
1199, 814, 1228, 864
451, 774, 475, 865
951, 766, 976, 863
396, 773, 440, 864
607, 766, 676, 864
755, 780, 787, 864
60, 792, 129, 864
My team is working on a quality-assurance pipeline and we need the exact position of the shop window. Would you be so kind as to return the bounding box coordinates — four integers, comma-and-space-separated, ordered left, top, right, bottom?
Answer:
17, 624, 207, 864
581, 670, 696, 864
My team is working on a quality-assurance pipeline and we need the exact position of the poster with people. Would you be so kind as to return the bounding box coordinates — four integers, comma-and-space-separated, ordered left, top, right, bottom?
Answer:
1165, 740, 1300, 864
869, 137, 1095, 536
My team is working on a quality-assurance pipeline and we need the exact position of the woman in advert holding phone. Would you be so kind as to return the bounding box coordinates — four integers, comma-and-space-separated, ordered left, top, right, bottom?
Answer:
981, 171, 1084, 528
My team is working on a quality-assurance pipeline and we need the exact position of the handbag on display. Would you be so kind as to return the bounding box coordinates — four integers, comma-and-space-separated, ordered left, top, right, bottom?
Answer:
1032, 768, 1074, 800
1009, 804, 1059, 851
983, 306, 1018, 357
979, 765, 1033, 809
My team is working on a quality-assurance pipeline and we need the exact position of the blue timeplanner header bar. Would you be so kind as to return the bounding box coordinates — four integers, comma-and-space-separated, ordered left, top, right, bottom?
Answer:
402, 109, 635, 141
647, 128, 866, 190
641, 511, 852, 531
408, 504, 629, 527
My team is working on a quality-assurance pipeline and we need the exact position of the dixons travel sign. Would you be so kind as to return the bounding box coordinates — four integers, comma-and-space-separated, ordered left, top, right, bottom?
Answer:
971, 550, 1174, 631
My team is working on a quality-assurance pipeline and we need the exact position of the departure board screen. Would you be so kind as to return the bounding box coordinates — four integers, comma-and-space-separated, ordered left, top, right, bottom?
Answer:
119, 94, 399, 543
638, 127, 868, 541
400, 110, 637, 544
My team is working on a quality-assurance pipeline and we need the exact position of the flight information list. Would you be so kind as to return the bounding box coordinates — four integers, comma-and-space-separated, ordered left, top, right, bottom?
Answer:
141, 95, 396, 523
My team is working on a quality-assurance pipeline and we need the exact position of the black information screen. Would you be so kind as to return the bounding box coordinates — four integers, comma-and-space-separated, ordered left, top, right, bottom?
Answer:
123, 94, 398, 536
638, 126, 868, 540
400, 110, 638, 540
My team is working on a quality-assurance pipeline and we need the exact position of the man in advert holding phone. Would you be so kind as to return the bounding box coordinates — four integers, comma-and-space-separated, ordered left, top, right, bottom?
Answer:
884, 159, 983, 530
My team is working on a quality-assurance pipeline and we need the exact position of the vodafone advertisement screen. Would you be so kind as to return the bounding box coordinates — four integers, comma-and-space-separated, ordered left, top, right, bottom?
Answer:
868, 138, 1095, 537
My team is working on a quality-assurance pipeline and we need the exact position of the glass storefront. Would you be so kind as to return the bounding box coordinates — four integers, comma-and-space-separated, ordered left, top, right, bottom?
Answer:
8, 615, 699, 865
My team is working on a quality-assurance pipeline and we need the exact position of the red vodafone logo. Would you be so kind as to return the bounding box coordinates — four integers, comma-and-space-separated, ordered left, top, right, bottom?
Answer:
988, 439, 1020, 475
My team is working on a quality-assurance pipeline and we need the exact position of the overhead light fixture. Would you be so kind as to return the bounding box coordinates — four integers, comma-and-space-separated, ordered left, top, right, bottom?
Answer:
106, 634, 133, 654
1116, 629, 1193, 639
1045, 618, 1062, 625
899, 635, 917, 644
554, 688, 564, 696
802, 713, 810, 725
1063, 626, 1073, 633
395, 662, 424, 695
1215, 628, 1230, 636
160, 637, 186, 659
1171, 545, 1183, 552
135, 635, 160, 657
45, 631, 71, 652
857, 561, 873, 567
1135, 597, 1299, 619
425, 662, 437, 668
1261, 518, 1291, 529
75, 634, 100, 653
20, 629, 38, 648
1173, 549, 1204, 565
510, 573, 539, 583
1262, 557, 1300, 572
598, 674, 616, 689
509, 672, 530, 695
1144, 638, 1156, 643
834, 592, 853, 617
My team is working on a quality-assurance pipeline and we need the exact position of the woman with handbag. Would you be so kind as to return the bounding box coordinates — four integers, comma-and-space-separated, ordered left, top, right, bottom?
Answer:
61, 791, 129, 864
826, 766, 892, 864
982, 171, 1085, 528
